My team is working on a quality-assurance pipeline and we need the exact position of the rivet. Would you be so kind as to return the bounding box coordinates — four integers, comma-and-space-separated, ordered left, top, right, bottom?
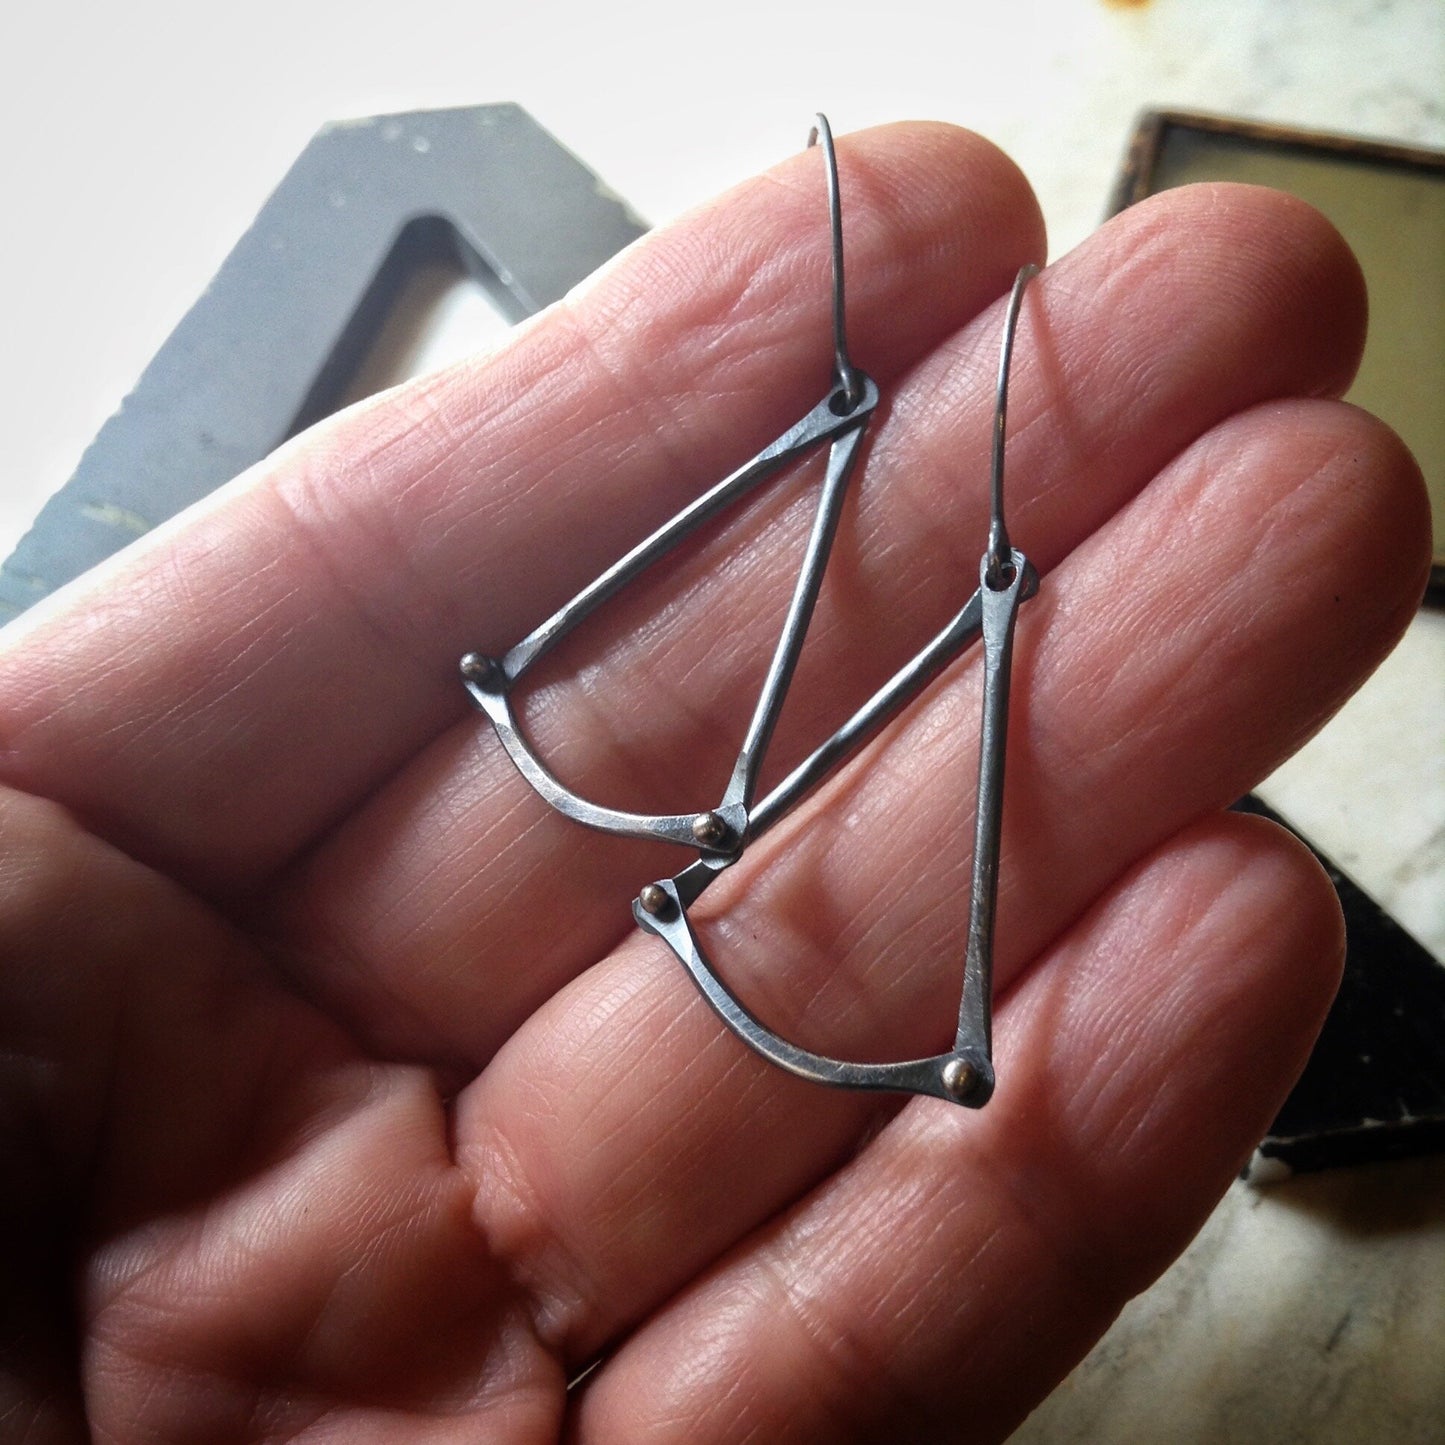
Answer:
940, 1058, 978, 1103
638, 883, 670, 916
460, 652, 495, 683
691, 811, 728, 847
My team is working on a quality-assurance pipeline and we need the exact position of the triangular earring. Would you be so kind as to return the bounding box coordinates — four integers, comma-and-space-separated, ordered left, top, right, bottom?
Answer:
461, 116, 876, 856
634, 263, 1038, 1108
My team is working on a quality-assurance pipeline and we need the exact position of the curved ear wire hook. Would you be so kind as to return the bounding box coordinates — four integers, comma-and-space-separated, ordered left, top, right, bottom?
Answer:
988, 263, 1039, 588
637, 264, 1042, 1108
807, 113, 862, 410
461, 115, 877, 858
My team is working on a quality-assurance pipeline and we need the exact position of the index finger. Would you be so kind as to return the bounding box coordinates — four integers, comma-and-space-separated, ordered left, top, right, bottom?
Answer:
0, 123, 1043, 895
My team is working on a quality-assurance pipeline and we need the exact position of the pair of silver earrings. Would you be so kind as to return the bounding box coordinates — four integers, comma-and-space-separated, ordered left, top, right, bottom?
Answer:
461, 116, 1037, 1108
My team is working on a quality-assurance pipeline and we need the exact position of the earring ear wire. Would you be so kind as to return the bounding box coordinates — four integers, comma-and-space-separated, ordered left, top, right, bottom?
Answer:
807, 113, 863, 411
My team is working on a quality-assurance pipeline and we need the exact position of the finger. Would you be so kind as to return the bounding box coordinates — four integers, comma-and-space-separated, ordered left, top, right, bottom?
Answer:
0, 123, 1041, 895
451, 397, 1427, 1368
570, 814, 1344, 1443
0, 785, 561, 1439
271, 183, 1372, 1066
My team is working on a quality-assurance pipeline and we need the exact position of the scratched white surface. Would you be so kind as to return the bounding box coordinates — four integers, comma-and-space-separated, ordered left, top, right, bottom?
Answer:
1, 0, 1442, 1439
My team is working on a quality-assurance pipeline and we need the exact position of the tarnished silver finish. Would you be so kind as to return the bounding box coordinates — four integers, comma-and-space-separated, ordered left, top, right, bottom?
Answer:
462, 115, 1041, 1108
953, 543, 1031, 1079
634, 874, 995, 1104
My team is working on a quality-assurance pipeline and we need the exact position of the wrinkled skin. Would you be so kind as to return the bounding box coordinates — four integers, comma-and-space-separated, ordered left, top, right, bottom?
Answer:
0, 123, 1429, 1443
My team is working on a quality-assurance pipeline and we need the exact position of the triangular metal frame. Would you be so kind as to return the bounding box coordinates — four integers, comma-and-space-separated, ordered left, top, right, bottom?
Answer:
461, 373, 878, 856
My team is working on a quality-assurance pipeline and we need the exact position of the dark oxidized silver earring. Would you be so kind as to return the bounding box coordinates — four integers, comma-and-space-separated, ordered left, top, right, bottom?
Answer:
461, 115, 1038, 1107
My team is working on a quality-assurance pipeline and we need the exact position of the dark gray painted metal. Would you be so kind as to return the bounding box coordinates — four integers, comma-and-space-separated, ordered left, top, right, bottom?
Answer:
1, 103, 647, 622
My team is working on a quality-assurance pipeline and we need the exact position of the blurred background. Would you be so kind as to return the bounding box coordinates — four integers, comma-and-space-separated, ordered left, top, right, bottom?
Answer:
1, 0, 1441, 1439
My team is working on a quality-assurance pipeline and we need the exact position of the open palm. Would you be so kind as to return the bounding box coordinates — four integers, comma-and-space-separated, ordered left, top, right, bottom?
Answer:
0, 123, 1427, 1443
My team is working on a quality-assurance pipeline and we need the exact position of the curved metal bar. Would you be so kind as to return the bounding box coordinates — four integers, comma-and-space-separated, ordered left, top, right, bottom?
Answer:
806, 114, 862, 409
463, 657, 747, 852
634, 878, 995, 1106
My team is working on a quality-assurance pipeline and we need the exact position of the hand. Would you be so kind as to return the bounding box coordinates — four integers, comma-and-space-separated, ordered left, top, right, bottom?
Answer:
0, 123, 1427, 1443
